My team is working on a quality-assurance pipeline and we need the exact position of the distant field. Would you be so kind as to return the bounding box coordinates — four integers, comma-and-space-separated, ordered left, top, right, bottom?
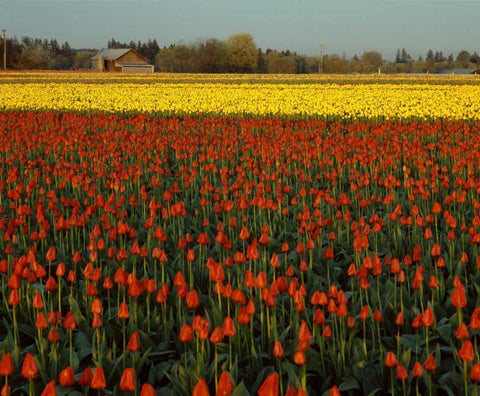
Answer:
1, 71, 480, 85
1, 72, 480, 120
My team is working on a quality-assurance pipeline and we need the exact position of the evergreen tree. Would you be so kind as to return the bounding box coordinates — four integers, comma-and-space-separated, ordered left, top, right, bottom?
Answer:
395, 49, 402, 63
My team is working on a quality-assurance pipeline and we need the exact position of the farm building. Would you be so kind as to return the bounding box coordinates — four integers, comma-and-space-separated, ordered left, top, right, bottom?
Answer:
91, 49, 154, 73
439, 68, 480, 75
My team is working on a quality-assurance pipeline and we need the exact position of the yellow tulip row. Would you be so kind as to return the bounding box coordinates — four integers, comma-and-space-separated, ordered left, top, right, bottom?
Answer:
1, 73, 480, 120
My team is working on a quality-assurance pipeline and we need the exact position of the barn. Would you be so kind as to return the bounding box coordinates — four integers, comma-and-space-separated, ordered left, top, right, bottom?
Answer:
439, 68, 480, 75
91, 49, 154, 73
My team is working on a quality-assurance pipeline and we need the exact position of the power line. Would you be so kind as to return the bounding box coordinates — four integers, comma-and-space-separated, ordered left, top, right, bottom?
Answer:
319, 44, 325, 73
2, 30, 6, 70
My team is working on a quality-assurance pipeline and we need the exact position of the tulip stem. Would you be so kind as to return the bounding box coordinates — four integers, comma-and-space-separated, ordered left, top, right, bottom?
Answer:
214, 344, 218, 388
428, 372, 432, 396
37, 327, 44, 358
229, 336, 233, 372
301, 364, 306, 390
279, 361, 283, 396
58, 279, 62, 312
69, 329, 73, 367
464, 359, 468, 396
96, 328, 101, 365
425, 329, 429, 356
363, 320, 367, 358
12, 306, 18, 346
391, 368, 394, 396
123, 320, 126, 366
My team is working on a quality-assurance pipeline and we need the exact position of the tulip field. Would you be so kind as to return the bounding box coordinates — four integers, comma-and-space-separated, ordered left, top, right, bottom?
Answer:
1, 72, 480, 396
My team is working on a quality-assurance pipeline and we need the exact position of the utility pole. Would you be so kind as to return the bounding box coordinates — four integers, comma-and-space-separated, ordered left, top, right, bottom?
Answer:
319, 44, 325, 73
2, 30, 6, 70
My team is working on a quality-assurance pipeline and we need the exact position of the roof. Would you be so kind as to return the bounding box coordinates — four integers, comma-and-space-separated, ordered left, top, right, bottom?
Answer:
91, 49, 132, 60
439, 68, 479, 75
115, 62, 153, 67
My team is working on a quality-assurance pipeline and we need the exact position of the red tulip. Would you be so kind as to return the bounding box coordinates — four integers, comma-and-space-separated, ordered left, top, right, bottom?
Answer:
7, 289, 19, 306
273, 341, 284, 358
423, 355, 437, 371
48, 329, 60, 343
411, 314, 423, 328
396, 364, 408, 380
456, 323, 469, 339
78, 366, 93, 386
0, 352, 14, 376
41, 380, 57, 396
323, 247, 334, 259
179, 324, 193, 342
313, 309, 326, 325
91, 367, 106, 389
412, 362, 423, 378
431, 202, 442, 214
270, 254, 280, 268
210, 327, 223, 343
422, 307, 435, 327
347, 316, 356, 328
58, 366, 75, 386
119, 367, 136, 391
373, 309, 383, 322
469, 364, 480, 382
216, 371, 234, 395
451, 286, 467, 309
239, 227, 250, 240
118, 301, 130, 319
63, 311, 76, 330
359, 305, 369, 320
140, 383, 156, 396
395, 311, 404, 326
385, 351, 398, 367
90, 298, 103, 314
46, 246, 57, 261
430, 243, 441, 257
91, 313, 102, 328
237, 307, 251, 325
222, 317, 236, 337
36, 312, 48, 329
329, 385, 341, 396
193, 377, 210, 396
293, 350, 306, 365
186, 290, 201, 309
257, 372, 278, 396
298, 320, 312, 342
126, 331, 141, 352
56, 263, 65, 277
459, 340, 475, 361
284, 386, 296, 396
1, 385, 11, 396
32, 291, 44, 309
21, 353, 38, 379
323, 325, 332, 337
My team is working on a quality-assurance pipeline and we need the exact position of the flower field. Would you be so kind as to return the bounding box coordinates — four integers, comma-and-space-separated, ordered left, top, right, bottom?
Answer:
0, 73, 480, 395
1, 72, 480, 120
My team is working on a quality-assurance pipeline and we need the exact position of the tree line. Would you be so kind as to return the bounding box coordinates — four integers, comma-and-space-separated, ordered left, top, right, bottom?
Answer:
1, 33, 479, 73
1, 37, 91, 70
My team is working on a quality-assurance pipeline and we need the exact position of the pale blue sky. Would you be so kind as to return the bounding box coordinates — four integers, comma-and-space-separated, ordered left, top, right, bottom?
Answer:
2, 0, 479, 59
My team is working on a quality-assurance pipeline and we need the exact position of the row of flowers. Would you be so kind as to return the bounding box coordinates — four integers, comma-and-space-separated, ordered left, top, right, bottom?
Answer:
1, 76, 480, 119
0, 111, 479, 395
